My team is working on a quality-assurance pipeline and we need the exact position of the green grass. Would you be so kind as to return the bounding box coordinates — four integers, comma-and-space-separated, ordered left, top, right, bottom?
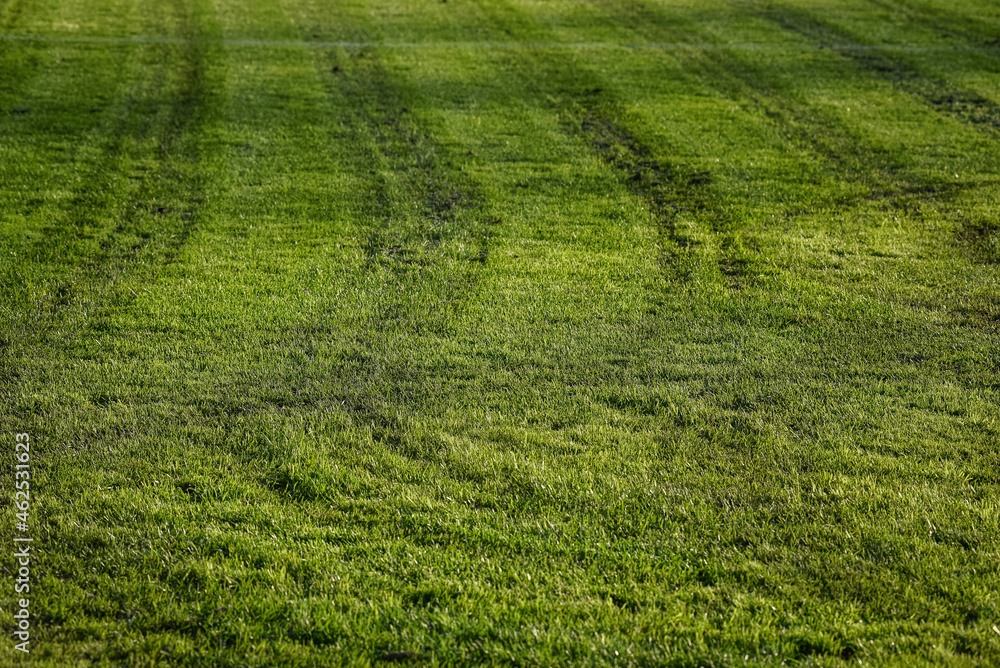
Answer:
1, 0, 998, 665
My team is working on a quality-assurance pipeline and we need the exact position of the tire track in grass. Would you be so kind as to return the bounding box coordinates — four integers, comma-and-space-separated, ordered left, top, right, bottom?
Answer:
863, 0, 1000, 50
327, 49, 489, 284
585, 0, 915, 190
745, 0, 1000, 264
468, 3, 732, 290
590, 0, 998, 304
482, 0, 921, 292
272, 7, 495, 459
556, 94, 733, 289
71, 0, 219, 291
261, 3, 702, 545
328, 51, 493, 457
0, 1, 135, 266
511, 2, 998, 462
1, 0, 214, 311
296, 1, 491, 285
0, 0, 225, 429
562, 91, 723, 287
586, 0, 1000, 277
755, 2, 1000, 141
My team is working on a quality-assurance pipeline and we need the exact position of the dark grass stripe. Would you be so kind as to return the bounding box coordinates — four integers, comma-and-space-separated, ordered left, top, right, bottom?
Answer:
320, 51, 492, 456
743, 1, 1000, 264
588, 0, 910, 187
0, 0, 26, 33
755, 2, 1000, 141
296, 9, 493, 296
484, 0, 961, 291
471, 1, 999, 417
4, 33, 1000, 51
587, 0, 1000, 273
863, 0, 1000, 50
232, 8, 498, 460
328, 50, 489, 276
0, 0, 226, 423
564, 93, 724, 286
1, 2, 219, 310
466, 1, 738, 289
299, 0, 492, 285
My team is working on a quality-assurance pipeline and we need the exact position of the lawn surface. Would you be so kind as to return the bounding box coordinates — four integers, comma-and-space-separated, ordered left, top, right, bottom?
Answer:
1, 0, 999, 665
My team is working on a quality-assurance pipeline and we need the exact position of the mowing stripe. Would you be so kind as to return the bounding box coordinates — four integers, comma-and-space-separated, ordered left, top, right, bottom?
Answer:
752, 4, 1000, 143
1, 32, 998, 51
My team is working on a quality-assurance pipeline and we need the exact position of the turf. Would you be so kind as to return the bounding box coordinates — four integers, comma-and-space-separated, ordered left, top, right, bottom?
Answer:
1, 0, 998, 665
